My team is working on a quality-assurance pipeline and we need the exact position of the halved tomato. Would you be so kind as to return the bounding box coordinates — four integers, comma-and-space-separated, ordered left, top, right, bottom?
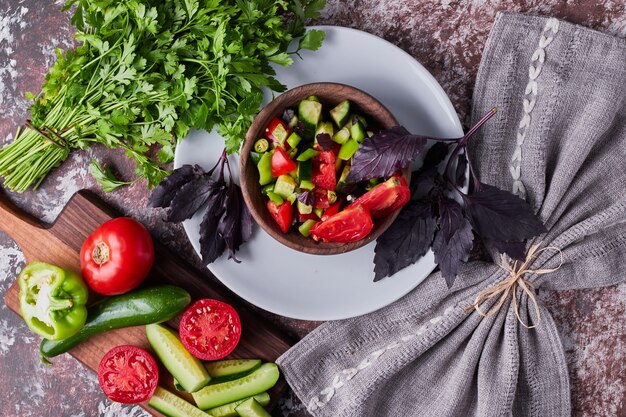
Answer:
98, 345, 159, 404
267, 200, 293, 233
310, 205, 373, 243
179, 299, 242, 361
348, 176, 410, 218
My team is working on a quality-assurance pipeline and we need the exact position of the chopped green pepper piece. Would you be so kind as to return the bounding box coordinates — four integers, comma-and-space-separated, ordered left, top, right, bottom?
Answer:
286, 132, 302, 149
296, 148, 319, 162
250, 152, 263, 166
18, 262, 88, 340
254, 139, 269, 153
338, 139, 360, 161
257, 151, 274, 185
266, 191, 284, 205
313, 208, 324, 218
287, 193, 297, 204
298, 219, 318, 237
261, 184, 274, 194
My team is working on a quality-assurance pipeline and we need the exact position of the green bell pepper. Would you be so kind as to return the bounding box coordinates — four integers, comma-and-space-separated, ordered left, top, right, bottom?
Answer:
18, 262, 88, 340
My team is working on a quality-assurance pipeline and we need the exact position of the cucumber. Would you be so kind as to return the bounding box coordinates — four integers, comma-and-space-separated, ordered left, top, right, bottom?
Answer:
332, 127, 350, 144
298, 100, 322, 138
206, 359, 262, 379
206, 393, 270, 417
235, 398, 271, 417
330, 100, 350, 128
297, 160, 312, 182
338, 139, 360, 161
274, 175, 296, 199
146, 324, 211, 393
148, 386, 209, 417
297, 200, 312, 215
286, 132, 301, 149
298, 219, 317, 237
299, 180, 315, 190
350, 120, 366, 143
192, 363, 280, 410
315, 121, 334, 138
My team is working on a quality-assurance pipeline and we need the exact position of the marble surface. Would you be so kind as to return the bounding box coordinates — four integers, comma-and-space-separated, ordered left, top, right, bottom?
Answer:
1, 1, 626, 416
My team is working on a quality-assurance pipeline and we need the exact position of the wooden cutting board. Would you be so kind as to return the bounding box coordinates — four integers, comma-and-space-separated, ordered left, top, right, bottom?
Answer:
1, 189, 294, 416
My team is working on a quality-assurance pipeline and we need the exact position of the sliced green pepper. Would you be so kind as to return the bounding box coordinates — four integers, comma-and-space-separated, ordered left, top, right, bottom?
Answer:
257, 151, 274, 186
18, 262, 88, 340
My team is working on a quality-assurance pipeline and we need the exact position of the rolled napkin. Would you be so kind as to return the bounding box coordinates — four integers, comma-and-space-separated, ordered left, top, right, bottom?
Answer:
278, 12, 626, 417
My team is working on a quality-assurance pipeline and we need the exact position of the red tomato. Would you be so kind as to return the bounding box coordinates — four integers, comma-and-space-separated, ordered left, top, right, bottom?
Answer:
80, 218, 154, 295
98, 345, 159, 404
312, 161, 337, 190
312, 187, 330, 209
266, 200, 293, 233
298, 211, 319, 222
179, 299, 242, 361
265, 117, 290, 144
317, 150, 336, 165
271, 147, 297, 177
310, 205, 374, 243
348, 176, 411, 218
321, 201, 341, 221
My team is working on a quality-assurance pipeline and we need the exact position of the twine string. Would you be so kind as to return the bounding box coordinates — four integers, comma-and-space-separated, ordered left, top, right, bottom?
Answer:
24, 120, 69, 150
466, 243, 564, 329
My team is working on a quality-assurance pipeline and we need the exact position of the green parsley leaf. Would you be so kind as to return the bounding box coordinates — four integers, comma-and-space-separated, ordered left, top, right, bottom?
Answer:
89, 159, 134, 192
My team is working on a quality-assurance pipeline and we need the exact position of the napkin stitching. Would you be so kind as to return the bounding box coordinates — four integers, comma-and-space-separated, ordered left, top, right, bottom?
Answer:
511, 17, 560, 199
306, 305, 458, 412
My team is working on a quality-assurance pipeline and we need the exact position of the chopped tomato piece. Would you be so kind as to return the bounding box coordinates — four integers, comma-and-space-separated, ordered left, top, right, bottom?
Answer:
348, 176, 410, 218
317, 150, 336, 165
321, 201, 341, 221
313, 187, 330, 209
271, 147, 297, 177
298, 211, 319, 222
310, 205, 373, 243
312, 161, 337, 190
266, 200, 293, 233
265, 117, 290, 144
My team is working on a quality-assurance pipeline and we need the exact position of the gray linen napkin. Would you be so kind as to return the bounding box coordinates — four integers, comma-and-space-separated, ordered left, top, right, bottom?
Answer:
277, 12, 626, 417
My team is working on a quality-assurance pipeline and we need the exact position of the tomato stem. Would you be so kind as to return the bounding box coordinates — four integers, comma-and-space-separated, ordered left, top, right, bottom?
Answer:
92, 241, 110, 265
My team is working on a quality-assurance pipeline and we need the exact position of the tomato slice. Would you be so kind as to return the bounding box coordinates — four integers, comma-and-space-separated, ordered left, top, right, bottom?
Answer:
312, 187, 330, 209
321, 201, 341, 221
271, 147, 297, 177
179, 299, 242, 361
267, 200, 294, 233
98, 345, 159, 404
348, 176, 410, 218
312, 161, 337, 190
310, 205, 373, 243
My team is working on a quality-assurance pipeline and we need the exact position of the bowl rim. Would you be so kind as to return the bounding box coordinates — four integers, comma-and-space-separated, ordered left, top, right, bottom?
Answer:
239, 82, 411, 255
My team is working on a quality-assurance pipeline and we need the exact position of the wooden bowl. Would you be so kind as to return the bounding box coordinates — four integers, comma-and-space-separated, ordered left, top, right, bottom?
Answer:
240, 82, 410, 255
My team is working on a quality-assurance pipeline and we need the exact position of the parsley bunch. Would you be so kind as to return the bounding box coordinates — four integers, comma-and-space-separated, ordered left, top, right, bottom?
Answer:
0, 0, 325, 192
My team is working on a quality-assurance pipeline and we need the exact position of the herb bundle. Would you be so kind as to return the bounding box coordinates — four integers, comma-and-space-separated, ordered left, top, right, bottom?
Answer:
0, 0, 325, 192
365, 109, 547, 286
149, 150, 253, 264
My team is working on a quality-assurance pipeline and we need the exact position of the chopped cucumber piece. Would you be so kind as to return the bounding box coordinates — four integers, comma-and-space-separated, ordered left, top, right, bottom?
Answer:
235, 398, 271, 417
298, 219, 317, 237
338, 139, 360, 161
266, 191, 284, 205
298, 100, 322, 138
288, 147, 298, 159
297, 160, 312, 182
286, 132, 301, 149
288, 114, 299, 128
192, 363, 280, 410
306, 95, 320, 102
287, 193, 297, 204
296, 148, 319, 161
149, 387, 210, 417
257, 151, 274, 186
336, 163, 351, 192
315, 121, 334, 138
249, 152, 262, 166
367, 130, 374, 138
146, 324, 211, 393
356, 114, 368, 128
300, 180, 315, 190
207, 393, 270, 417
272, 123, 289, 145
350, 120, 366, 143
254, 139, 269, 153
274, 175, 296, 199
206, 360, 263, 379
313, 208, 323, 218
297, 200, 313, 214
332, 127, 350, 144
330, 100, 351, 128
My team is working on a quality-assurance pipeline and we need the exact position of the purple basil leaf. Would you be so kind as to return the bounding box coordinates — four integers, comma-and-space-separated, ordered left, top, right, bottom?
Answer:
217, 183, 249, 262
346, 126, 428, 183
423, 142, 450, 169
199, 184, 228, 265
485, 239, 527, 262
240, 196, 253, 243
373, 200, 437, 281
166, 175, 215, 222
455, 152, 468, 187
432, 198, 474, 287
316, 133, 334, 151
296, 190, 314, 206
149, 164, 203, 208
462, 182, 546, 242
294, 121, 306, 135
281, 108, 295, 124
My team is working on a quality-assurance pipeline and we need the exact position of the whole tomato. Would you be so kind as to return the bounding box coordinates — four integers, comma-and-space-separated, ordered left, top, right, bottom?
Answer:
80, 218, 154, 295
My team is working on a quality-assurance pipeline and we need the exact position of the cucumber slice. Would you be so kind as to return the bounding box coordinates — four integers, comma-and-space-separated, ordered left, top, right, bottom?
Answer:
297, 160, 312, 182
297, 200, 312, 215
298, 219, 317, 237
330, 100, 351, 128
287, 114, 299, 128
146, 324, 211, 393
207, 393, 270, 417
299, 180, 315, 190
149, 387, 209, 417
315, 121, 334, 138
274, 175, 296, 199
350, 120, 366, 143
235, 398, 271, 417
332, 127, 350, 144
298, 100, 322, 138
192, 363, 280, 410
206, 359, 262, 379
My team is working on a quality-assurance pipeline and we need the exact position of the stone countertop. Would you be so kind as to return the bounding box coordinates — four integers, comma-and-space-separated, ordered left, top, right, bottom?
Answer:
1, 1, 625, 416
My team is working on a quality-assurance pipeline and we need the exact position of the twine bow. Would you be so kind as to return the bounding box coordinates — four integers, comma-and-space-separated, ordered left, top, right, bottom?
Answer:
466, 244, 564, 329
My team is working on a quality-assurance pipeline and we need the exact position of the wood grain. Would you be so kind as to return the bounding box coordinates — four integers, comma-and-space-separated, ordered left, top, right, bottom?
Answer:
1, 189, 294, 416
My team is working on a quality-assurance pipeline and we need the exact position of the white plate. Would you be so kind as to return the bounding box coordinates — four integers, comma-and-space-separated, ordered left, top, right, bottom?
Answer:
175, 26, 463, 320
